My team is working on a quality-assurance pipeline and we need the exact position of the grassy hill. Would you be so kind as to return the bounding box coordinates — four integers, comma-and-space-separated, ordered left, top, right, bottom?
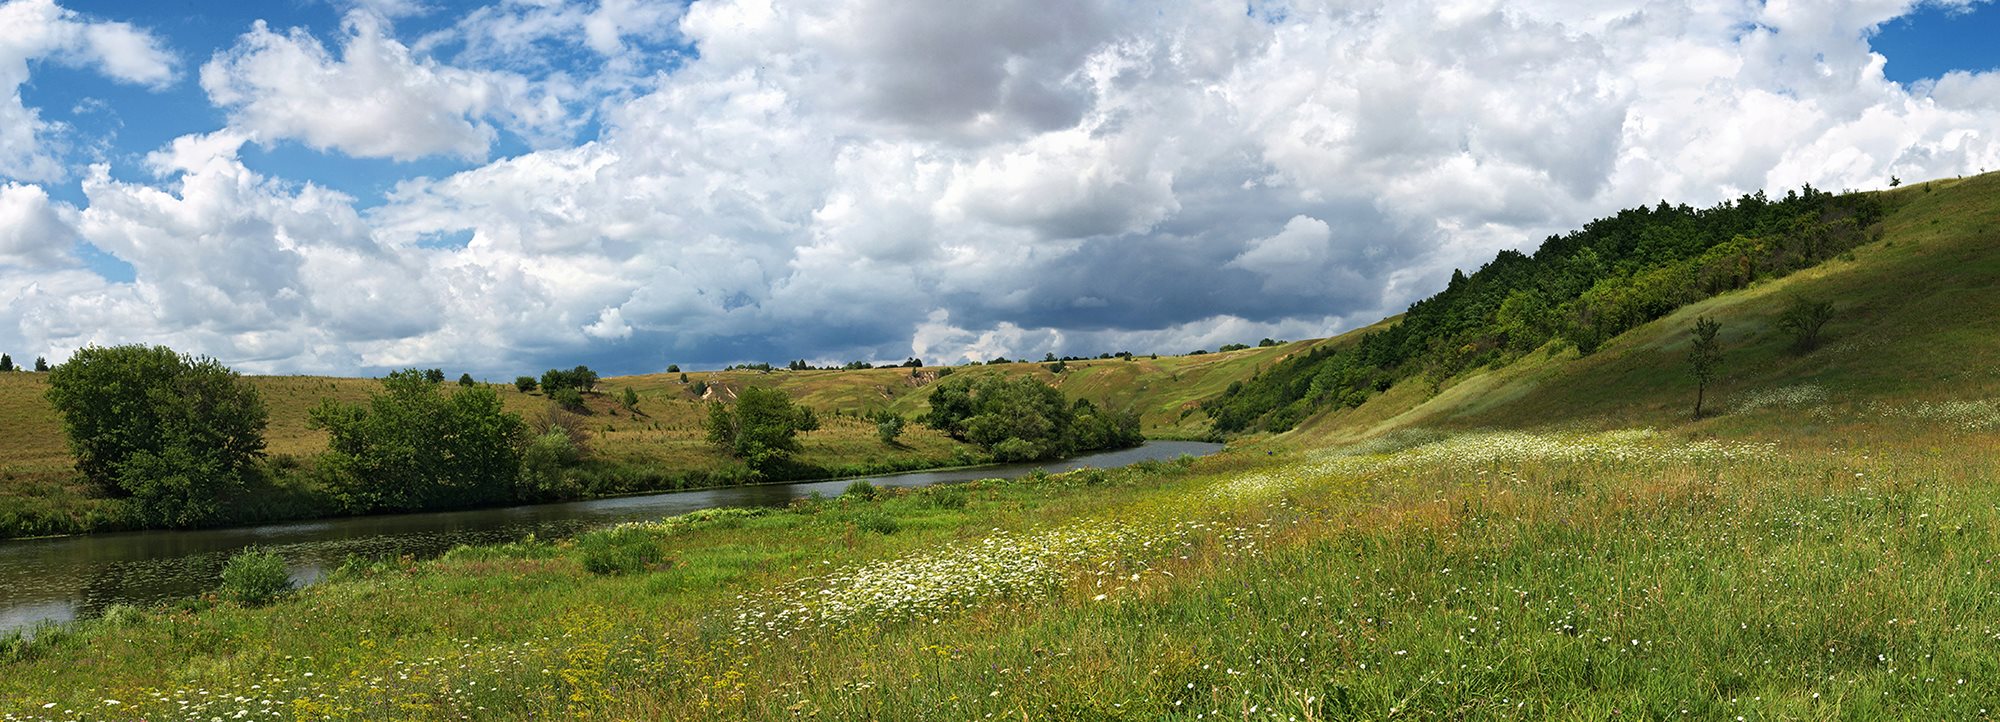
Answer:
3, 174, 1998, 718
0, 338, 1306, 537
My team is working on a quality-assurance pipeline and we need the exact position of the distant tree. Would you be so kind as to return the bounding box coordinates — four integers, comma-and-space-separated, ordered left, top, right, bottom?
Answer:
872, 411, 905, 444
1045, 359, 1067, 374
903, 357, 923, 368
34, 356, 48, 372
540, 365, 599, 394
706, 386, 814, 472
1889, 175, 1902, 188
1218, 343, 1250, 353
666, 364, 681, 373
923, 375, 1138, 462
988, 356, 1011, 365
1258, 338, 1281, 347
678, 372, 689, 384
841, 360, 873, 370
514, 376, 538, 393
458, 373, 475, 387
1188, 349, 1208, 355
788, 359, 808, 371
1687, 317, 1723, 418
423, 368, 446, 384
620, 387, 640, 410
45, 345, 268, 526
0, 353, 11, 372
310, 369, 524, 513
690, 380, 709, 398
1043, 352, 1058, 363
1777, 296, 1835, 354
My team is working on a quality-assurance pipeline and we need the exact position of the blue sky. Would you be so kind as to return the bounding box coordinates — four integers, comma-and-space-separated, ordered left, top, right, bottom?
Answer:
1, 0, 1998, 377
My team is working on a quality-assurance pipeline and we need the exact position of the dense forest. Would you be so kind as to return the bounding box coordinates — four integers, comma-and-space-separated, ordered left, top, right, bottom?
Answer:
1205, 186, 1884, 433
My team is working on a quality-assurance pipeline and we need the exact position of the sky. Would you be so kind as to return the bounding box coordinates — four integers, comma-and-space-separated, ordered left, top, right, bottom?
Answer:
2, 0, 1999, 377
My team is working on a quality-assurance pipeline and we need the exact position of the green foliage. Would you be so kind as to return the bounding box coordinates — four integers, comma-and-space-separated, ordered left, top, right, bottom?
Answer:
620, 387, 640, 410
849, 509, 899, 535
34, 356, 48, 372
44, 345, 268, 526
842, 479, 879, 499
666, 364, 680, 373
689, 380, 708, 397
923, 376, 1141, 461
423, 368, 445, 384
1218, 343, 1250, 352
514, 376, 538, 392
706, 386, 815, 473
539, 366, 599, 394
576, 525, 665, 575
1207, 186, 1882, 433
518, 430, 584, 501
1688, 316, 1723, 418
873, 412, 905, 444
219, 548, 292, 606
0, 353, 11, 372
309, 369, 526, 513
457, 373, 475, 387
1778, 296, 1836, 353
549, 387, 585, 411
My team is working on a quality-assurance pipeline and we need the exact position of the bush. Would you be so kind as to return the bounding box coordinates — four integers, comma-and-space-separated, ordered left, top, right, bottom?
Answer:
874, 412, 905, 444
850, 510, 899, 535
842, 479, 879, 499
220, 548, 292, 606
1778, 296, 1835, 353
514, 376, 538, 393
576, 525, 666, 575
550, 386, 586, 412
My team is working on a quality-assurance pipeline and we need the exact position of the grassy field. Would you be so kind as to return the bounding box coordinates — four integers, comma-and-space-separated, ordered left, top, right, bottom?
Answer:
2, 173, 1997, 718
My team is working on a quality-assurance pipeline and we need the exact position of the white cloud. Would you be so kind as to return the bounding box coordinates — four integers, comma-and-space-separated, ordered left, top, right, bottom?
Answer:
0, 0, 174, 181
200, 11, 565, 161
0, 182, 77, 268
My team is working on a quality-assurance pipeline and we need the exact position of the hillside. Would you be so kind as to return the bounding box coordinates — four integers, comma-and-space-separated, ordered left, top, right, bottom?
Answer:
4, 174, 1999, 719
0, 341, 1305, 537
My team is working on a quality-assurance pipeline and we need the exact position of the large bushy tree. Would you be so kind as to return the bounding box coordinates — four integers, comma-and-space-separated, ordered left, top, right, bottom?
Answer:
45, 345, 268, 526
706, 386, 815, 472
310, 369, 525, 513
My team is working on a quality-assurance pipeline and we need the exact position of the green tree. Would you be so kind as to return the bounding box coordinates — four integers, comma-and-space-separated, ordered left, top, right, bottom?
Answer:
310, 369, 525, 513
514, 376, 538, 393
34, 356, 48, 372
920, 375, 1137, 462
872, 411, 905, 444
45, 345, 268, 526
423, 368, 446, 384
0, 353, 12, 372
620, 387, 640, 410
706, 386, 813, 472
666, 364, 680, 373
550, 386, 585, 412
678, 372, 689, 384
1777, 296, 1835, 353
1687, 317, 1723, 418
458, 372, 475, 387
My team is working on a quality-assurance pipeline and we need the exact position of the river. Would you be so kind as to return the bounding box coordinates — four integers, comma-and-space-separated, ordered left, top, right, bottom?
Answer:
0, 441, 1222, 635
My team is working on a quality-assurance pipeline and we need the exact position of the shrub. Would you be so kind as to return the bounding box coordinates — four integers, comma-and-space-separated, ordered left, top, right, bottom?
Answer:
514, 376, 538, 393
850, 510, 899, 535
220, 548, 293, 606
458, 373, 475, 387
309, 370, 525, 513
576, 525, 666, 575
874, 412, 905, 444
842, 479, 879, 499
550, 386, 586, 412
1778, 296, 1835, 353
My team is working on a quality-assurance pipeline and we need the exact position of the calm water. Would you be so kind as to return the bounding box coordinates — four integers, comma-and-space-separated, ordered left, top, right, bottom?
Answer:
0, 441, 1221, 635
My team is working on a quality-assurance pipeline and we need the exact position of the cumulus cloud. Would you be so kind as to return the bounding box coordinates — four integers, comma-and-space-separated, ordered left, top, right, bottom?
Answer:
200, 11, 565, 161
7, 0, 2000, 374
0, 0, 173, 180
0, 182, 77, 268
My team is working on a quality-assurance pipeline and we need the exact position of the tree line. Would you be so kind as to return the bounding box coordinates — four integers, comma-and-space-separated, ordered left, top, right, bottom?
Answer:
1205, 185, 1883, 433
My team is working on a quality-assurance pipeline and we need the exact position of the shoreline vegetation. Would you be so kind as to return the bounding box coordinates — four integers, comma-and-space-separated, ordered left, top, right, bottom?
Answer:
2, 173, 1998, 717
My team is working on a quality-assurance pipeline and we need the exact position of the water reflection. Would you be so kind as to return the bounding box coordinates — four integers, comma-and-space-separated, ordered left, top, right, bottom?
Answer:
0, 441, 1220, 634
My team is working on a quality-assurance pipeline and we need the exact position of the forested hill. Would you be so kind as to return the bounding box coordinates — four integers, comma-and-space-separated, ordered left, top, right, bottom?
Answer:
1205, 185, 1885, 433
